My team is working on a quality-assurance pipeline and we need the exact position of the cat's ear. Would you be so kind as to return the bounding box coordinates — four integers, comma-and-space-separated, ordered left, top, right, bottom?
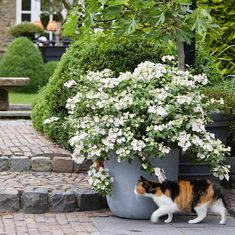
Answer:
140, 176, 147, 182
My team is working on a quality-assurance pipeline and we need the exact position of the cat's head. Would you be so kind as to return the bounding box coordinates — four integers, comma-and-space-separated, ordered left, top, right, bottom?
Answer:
135, 176, 156, 196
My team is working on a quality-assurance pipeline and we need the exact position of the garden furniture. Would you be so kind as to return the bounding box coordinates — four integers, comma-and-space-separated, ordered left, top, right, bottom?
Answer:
0, 77, 30, 110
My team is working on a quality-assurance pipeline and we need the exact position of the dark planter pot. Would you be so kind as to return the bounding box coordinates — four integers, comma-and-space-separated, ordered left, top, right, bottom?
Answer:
104, 149, 179, 219
179, 112, 230, 180
39, 46, 67, 62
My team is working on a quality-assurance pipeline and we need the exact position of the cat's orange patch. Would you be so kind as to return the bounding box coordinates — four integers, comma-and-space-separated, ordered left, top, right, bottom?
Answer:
136, 183, 146, 195
197, 183, 215, 206
155, 187, 162, 196
165, 189, 171, 198
175, 181, 193, 211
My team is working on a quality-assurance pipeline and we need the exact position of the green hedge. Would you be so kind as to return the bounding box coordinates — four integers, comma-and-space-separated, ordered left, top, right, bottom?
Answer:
0, 37, 45, 92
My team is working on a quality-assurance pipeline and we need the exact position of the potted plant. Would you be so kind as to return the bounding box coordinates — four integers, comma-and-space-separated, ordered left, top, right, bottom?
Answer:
59, 57, 230, 219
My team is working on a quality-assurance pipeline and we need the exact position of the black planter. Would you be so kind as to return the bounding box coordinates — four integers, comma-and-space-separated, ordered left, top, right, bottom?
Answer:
179, 113, 230, 180
39, 46, 68, 62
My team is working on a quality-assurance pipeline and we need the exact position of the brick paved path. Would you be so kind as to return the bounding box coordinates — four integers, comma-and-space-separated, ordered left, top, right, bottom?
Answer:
0, 120, 70, 158
0, 210, 111, 235
0, 172, 90, 192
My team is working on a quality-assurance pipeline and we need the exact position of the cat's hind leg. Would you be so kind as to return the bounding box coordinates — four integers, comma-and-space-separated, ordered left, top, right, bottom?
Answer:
151, 206, 175, 223
164, 213, 173, 223
210, 199, 226, 225
188, 203, 208, 224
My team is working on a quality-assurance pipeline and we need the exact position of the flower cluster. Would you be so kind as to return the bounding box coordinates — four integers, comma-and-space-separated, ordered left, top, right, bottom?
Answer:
87, 162, 114, 196
64, 58, 230, 195
43, 116, 59, 125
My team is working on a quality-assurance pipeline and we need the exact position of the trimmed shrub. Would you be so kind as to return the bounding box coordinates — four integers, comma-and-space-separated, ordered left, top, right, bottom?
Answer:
44, 61, 58, 82
32, 36, 164, 147
8, 22, 45, 40
0, 37, 45, 92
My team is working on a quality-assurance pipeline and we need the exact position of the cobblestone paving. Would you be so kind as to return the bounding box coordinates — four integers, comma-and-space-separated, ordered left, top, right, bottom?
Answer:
0, 120, 70, 158
0, 172, 89, 192
0, 210, 111, 235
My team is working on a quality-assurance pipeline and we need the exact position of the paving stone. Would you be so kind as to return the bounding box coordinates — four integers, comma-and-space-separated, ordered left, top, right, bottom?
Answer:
0, 189, 20, 212
21, 189, 48, 213
32, 156, 52, 172
0, 157, 9, 171
52, 157, 73, 173
74, 160, 92, 173
74, 189, 108, 211
10, 156, 31, 172
49, 191, 76, 212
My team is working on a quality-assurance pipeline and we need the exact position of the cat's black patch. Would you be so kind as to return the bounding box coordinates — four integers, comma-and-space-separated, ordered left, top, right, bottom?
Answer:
190, 179, 210, 212
160, 181, 180, 201
141, 178, 180, 201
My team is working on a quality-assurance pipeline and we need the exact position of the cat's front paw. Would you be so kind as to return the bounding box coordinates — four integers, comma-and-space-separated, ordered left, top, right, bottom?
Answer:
164, 219, 172, 223
150, 214, 159, 223
219, 220, 226, 225
188, 219, 197, 224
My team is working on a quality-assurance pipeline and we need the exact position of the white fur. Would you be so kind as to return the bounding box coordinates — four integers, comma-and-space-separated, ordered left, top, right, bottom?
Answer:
188, 202, 208, 224
210, 199, 226, 225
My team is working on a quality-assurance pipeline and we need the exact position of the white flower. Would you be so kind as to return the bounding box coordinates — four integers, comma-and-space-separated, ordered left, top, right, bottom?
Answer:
64, 80, 77, 88
191, 136, 203, 146
191, 119, 205, 133
177, 131, 191, 151
156, 106, 168, 117
154, 167, 166, 183
161, 55, 175, 62
176, 95, 192, 105
43, 116, 59, 125
131, 139, 146, 151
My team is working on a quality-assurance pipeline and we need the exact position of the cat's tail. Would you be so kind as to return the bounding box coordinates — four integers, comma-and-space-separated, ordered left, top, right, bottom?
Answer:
214, 183, 235, 217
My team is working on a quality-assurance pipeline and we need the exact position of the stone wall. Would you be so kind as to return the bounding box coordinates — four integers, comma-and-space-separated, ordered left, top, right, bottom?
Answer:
0, 0, 16, 54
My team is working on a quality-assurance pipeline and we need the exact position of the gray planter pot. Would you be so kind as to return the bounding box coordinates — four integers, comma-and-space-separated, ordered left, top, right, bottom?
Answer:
104, 149, 179, 219
179, 112, 230, 179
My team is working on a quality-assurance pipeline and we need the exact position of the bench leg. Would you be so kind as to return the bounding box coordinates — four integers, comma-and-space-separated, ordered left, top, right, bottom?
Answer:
0, 89, 9, 111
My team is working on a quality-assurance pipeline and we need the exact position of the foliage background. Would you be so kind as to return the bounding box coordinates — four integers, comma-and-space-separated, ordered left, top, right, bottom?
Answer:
197, 0, 235, 76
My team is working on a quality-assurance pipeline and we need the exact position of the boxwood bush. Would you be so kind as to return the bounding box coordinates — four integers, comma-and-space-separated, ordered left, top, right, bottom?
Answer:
8, 22, 45, 40
0, 37, 45, 92
44, 61, 58, 83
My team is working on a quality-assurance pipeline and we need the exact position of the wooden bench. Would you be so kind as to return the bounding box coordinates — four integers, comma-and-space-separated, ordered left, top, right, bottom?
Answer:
0, 77, 30, 111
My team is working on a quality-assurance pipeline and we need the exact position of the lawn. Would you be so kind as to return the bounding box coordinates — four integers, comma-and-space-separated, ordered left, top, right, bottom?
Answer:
9, 91, 37, 104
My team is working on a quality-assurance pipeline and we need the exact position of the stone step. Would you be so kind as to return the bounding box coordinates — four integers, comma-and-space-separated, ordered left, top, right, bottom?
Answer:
0, 172, 108, 213
0, 156, 92, 173
0, 110, 31, 119
9, 104, 32, 111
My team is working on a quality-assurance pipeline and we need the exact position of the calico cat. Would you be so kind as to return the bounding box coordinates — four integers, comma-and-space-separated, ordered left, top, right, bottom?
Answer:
135, 176, 235, 224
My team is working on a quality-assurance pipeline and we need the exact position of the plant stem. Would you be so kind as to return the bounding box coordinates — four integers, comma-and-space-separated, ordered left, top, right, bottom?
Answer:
176, 39, 185, 71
